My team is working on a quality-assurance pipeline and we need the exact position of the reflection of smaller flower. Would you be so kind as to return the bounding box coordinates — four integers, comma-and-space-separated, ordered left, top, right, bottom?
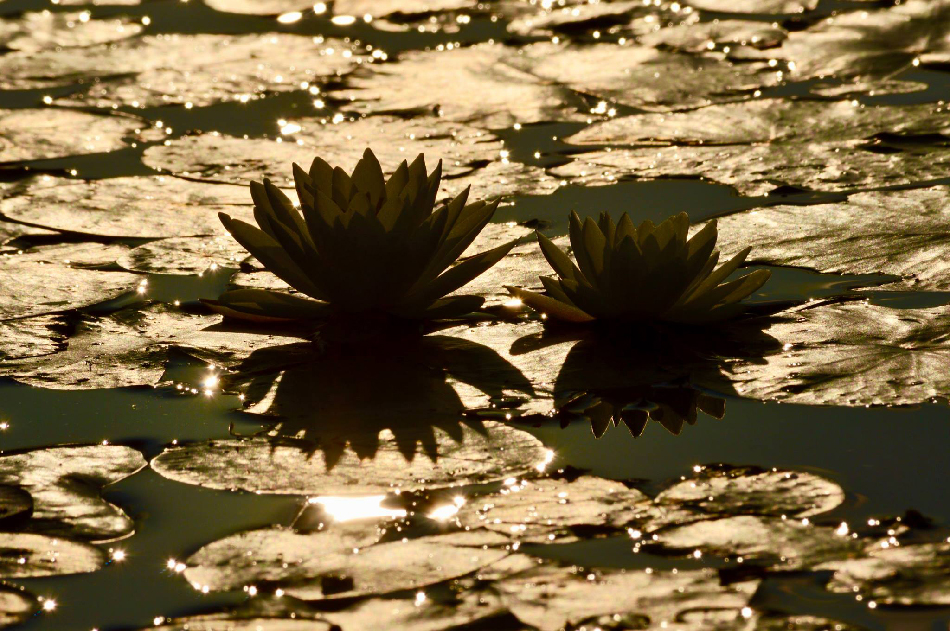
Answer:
556, 386, 726, 438
508, 211, 771, 324
207, 148, 514, 323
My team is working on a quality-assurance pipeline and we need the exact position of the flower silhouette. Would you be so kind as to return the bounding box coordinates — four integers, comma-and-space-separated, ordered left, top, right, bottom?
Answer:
508, 211, 771, 324
207, 149, 514, 322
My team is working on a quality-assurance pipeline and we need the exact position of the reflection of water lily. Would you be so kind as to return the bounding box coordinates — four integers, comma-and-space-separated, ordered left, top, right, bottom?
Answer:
225, 336, 534, 466
207, 149, 514, 322
555, 385, 726, 438
508, 212, 771, 324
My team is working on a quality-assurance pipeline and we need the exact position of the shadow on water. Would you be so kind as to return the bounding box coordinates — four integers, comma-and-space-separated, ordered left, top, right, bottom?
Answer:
224, 334, 533, 464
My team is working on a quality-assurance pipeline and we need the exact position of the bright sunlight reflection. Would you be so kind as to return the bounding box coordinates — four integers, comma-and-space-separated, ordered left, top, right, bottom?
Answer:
310, 495, 407, 522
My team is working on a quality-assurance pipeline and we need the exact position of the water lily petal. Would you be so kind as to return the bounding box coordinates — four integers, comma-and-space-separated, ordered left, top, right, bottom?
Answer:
680, 246, 752, 307
537, 231, 581, 282
507, 287, 595, 323
218, 213, 324, 300
350, 148, 386, 208
308, 155, 334, 197
206, 289, 331, 322
404, 240, 517, 309
416, 295, 485, 319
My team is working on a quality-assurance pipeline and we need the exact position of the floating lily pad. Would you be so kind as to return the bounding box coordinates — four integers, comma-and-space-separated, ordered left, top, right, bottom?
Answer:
0, 584, 38, 628
334, 0, 473, 17
656, 465, 845, 518
150, 618, 330, 631
0, 445, 146, 542
144, 118, 485, 183
116, 235, 247, 274
712, 187, 950, 290
0, 11, 142, 52
515, 42, 780, 112
738, 0, 947, 86
551, 140, 950, 196
822, 542, 950, 606
0, 35, 357, 108
2, 305, 301, 389
0, 315, 67, 362
568, 100, 947, 146
0, 109, 139, 163
323, 588, 513, 631
494, 564, 756, 631
338, 44, 577, 126
507, 1, 643, 37
727, 301, 950, 406
152, 421, 548, 495
641, 19, 787, 52
685, 0, 817, 13
0, 532, 105, 578
0, 244, 138, 320
656, 515, 865, 569
184, 526, 510, 599
455, 475, 651, 543
0, 175, 253, 239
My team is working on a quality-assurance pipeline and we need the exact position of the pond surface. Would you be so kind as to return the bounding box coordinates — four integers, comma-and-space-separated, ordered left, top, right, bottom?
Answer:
1, 0, 950, 630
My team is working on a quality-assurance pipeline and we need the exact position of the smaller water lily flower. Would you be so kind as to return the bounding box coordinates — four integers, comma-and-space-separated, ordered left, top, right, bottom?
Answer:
207, 149, 514, 323
508, 211, 770, 324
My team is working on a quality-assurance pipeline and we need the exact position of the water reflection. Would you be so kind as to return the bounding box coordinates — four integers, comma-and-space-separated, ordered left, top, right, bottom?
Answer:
514, 318, 781, 438
223, 334, 534, 466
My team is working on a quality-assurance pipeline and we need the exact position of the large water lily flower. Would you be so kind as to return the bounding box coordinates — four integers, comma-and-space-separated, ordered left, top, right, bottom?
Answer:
508, 211, 770, 324
207, 149, 515, 322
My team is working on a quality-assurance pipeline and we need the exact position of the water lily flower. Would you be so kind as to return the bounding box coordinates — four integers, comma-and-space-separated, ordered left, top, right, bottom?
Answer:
508, 211, 770, 324
207, 149, 514, 322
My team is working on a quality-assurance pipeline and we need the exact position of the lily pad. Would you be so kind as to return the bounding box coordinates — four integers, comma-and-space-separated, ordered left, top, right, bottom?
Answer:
150, 618, 330, 631
515, 42, 780, 112
568, 100, 947, 146
822, 542, 950, 606
0, 34, 357, 108
0, 584, 38, 628
0, 109, 139, 163
685, 0, 817, 13
338, 43, 578, 126
151, 421, 548, 495
334, 0, 474, 17
712, 187, 950, 290
494, 564, 757, 631
737, 0, 948, 86
0, 532, 105, 578
655, 515, 865, 569
727, 301, 950, 406
455, 475, 651, 543
0, 175, 253, 239
116, 235, 247, 274
0, 11, 142, 52
142, 118, 553, 199
656, 465, 845, 518
507, 1, 643, 37
641, 19, 787, 53
551, 140, 950, 196
0, 244, 138, 320
0, 445, 146, 542
184, 526, 510, 599
0, 315, 67, 362
2, 305, 302, 389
